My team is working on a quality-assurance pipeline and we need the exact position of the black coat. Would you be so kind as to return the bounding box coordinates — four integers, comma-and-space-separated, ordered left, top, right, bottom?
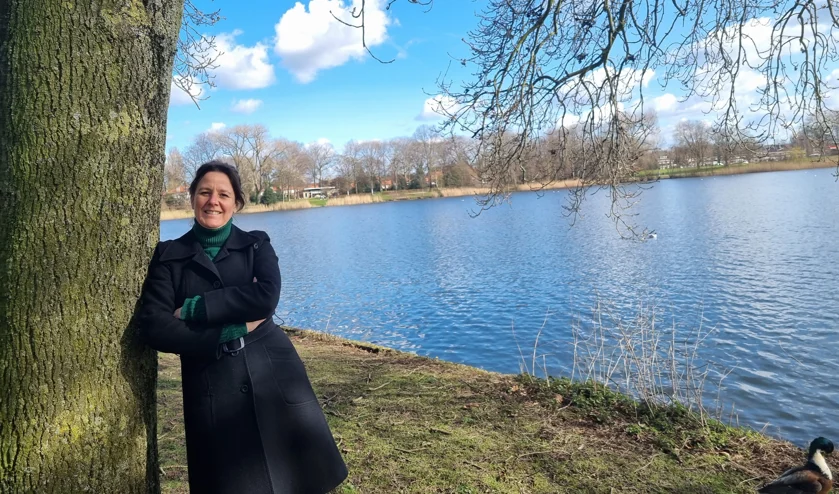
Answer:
138, 225, 348, 493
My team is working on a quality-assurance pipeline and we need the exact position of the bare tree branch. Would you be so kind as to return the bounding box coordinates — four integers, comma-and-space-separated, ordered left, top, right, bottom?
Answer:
173, 0, 223, 108
350, 0, 839, 236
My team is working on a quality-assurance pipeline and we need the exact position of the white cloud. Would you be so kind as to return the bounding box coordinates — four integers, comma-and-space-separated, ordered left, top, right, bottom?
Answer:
640, 70, 655, 88
416, 95, 459, 121
274, 0, 391, 83
558, 113, 580, 128
213, 31, 276, 90
169, 77, 203, 106
209, 122, 226, 132
231, 99, 263, 114
714, 17, 774, 67
732, 69, 767, 96
584, 68, 655, 98
315, 137, 331, 146
653, 93, 678, 113
654, 94, 713, 120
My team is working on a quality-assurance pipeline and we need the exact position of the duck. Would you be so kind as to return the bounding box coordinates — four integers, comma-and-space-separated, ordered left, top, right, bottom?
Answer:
758, 436, 834, 493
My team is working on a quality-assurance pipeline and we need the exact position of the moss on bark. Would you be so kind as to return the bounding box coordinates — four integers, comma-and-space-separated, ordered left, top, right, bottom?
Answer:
0, 1, 184, 492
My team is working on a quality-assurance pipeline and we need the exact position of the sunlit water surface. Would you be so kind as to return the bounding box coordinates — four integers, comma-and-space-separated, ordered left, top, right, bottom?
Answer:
162, 168, 839, 446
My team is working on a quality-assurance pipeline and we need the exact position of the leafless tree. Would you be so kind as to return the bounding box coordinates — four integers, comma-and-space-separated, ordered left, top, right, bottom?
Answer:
271, 139, 308, 200
376, 141, 395, 189
438, 136, 479, 187
164, 148, 187, 191
338, 140, 363, 193
711, 128, 757, 165
412, 125, 441, 188
675, 120, 713, 167
241, 124, 275, 200
441, 136, 477, 169
305, 142, 335, 187
388, 137, 415, 189
798, 111, 839, 157
183, 132, 224, 181
206, 124, 287, 201
211, 125, 253, 200
358, 141, 388, 192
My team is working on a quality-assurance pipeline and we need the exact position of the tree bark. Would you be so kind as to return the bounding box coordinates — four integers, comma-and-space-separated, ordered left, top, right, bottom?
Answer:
0, 1, 183, 492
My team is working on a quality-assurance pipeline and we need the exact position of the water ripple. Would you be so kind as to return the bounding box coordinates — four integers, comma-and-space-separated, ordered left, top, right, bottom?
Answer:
161, 168, 839, 447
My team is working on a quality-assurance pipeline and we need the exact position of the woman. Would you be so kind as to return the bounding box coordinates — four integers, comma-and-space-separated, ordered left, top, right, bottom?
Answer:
139, 161, 348, 493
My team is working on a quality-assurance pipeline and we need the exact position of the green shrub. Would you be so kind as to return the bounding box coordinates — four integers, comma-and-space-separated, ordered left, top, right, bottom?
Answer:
260, 187, 279, 205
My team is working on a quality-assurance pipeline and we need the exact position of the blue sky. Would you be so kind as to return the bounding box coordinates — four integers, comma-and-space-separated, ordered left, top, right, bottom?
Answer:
166, 0, 482, 153
166, 1, 838, 153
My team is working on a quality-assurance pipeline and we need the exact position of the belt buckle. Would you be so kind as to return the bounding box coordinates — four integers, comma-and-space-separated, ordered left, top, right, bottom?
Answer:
222, 337, 246, 355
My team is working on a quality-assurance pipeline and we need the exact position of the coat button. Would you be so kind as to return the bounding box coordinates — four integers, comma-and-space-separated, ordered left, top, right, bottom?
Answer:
253, 242, 259, 250
240, 385, 249, 393
213, 281, 221, 288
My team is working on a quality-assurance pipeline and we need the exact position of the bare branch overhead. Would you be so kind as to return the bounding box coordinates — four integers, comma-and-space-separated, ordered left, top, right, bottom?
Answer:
350, 0, 839, 234
174, 0, 224, 108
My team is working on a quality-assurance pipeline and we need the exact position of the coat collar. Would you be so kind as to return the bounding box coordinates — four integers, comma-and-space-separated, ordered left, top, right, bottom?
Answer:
159, 224, 257, 280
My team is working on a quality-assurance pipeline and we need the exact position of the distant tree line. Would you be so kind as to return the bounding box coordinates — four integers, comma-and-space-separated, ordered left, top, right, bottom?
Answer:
162, 115, 832, 209
162, 123, 486, 208
654, 117, 835, 170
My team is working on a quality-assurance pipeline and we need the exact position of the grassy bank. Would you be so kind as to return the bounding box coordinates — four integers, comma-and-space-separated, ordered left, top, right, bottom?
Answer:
157, 328, 803, 493
634, 159, 837, 180
159, 181, 584, 221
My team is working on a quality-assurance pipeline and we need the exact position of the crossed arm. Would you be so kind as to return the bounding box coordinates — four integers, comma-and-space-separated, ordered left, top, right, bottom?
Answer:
138, 234, 281, 358
175, 277, 268, 341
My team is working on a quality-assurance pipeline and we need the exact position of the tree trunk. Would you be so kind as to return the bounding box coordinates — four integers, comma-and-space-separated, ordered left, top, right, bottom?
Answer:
0, 1, 183, 492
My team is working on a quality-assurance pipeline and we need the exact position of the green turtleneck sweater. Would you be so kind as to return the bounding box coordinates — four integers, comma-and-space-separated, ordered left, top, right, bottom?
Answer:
179, 219, 248, 343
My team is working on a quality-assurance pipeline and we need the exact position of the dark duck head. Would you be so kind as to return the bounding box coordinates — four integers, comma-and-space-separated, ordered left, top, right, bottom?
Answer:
808, 437, 834, 479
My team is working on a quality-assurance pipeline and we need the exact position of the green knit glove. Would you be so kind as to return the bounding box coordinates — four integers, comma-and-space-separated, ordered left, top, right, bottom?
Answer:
179, 296, 207, 322
219, 324, 248, 343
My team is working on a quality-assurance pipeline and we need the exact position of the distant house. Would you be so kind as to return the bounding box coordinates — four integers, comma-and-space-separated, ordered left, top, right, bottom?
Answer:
657, 154, 673, 168
163, 184, 189, 198
302, 186, 337, 199
425, 170, 443, 187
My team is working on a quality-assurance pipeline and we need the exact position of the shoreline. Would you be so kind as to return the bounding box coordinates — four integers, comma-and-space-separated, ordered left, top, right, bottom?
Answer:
157, 327, 804, 493
160, 180, 583, 221
160, 161, 837, 222
632, 159, 837, 181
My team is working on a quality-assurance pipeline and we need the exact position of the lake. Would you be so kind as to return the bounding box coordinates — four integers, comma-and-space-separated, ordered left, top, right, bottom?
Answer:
161, 167, 839, 446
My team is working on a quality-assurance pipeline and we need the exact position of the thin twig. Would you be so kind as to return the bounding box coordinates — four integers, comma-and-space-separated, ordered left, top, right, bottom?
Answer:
633, 453, 662, 473
367, 381, 392, 391
395, 447, 428, 454
738, 476, 762, 486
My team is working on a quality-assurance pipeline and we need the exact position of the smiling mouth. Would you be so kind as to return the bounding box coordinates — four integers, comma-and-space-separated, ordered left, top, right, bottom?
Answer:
204, 211, 222, 215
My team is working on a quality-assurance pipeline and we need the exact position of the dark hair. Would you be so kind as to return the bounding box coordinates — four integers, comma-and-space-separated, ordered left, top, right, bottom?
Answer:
189, 160, 246, 211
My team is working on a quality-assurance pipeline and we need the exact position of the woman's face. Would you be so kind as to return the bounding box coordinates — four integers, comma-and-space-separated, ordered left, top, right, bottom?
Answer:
192, 171, 236, 229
